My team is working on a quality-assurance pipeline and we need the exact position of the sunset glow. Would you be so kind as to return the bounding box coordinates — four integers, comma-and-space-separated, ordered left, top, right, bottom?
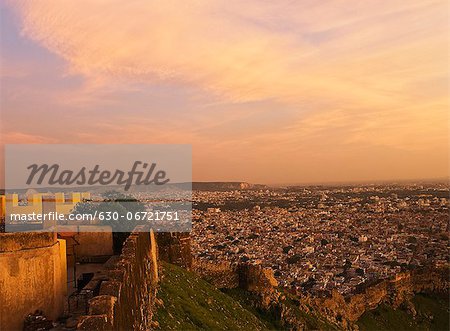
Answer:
1, 0, 448, 184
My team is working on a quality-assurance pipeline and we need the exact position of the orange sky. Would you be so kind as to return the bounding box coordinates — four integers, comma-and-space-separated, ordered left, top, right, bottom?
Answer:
1, 0, 449, 185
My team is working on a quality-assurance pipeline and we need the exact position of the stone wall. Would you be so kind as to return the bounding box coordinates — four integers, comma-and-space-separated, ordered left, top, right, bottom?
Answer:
156, 232, 192, 269
192, 257, 279, 306
77, 226, 159, 331
192, 259, 239, 288
0, 232, 67, 331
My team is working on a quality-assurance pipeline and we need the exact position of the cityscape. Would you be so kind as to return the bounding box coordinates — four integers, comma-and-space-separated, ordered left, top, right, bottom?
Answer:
1, 0, 449, 330
191, 183, 449, 297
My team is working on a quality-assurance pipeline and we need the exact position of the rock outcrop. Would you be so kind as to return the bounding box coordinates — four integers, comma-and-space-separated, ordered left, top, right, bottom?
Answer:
193, 256, 449, 330
303, 266, 449, 329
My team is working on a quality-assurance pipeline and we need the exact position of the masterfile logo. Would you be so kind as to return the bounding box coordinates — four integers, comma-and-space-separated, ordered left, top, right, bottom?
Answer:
26, 161, 170, 191
6, 144, 190, 190
4, 144, 192, 233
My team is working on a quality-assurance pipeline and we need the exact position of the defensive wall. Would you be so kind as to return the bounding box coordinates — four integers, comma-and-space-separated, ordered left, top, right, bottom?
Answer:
155, 232, 192, 270
77, 226, 159, 330
0, 232, 67, 331
1, 192, 90, 220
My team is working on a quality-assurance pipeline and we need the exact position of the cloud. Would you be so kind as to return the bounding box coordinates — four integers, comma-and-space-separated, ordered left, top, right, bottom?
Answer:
8, 1, 447, 105
2, 0, 449, 183
1, 131, 59, 144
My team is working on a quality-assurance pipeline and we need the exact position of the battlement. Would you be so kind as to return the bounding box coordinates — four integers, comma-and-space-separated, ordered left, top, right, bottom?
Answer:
0, 192, 90, 218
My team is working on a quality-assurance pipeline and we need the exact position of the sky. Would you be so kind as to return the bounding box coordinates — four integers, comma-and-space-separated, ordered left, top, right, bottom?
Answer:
1, 0, 448, 185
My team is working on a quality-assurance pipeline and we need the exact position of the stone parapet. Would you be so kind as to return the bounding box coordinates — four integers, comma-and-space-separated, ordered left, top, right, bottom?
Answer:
77, 226, 159, 331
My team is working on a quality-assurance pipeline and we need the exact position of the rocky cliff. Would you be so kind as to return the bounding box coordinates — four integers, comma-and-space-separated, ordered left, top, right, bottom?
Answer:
301, 266, 449, 329
192, 257, 449, 330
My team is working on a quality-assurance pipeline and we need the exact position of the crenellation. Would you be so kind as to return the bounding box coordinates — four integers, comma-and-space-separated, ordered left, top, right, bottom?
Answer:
1, 192, 91, 223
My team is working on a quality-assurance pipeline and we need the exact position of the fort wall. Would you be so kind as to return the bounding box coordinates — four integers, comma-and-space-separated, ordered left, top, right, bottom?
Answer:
77, 226, 159, 331
192, 257, 279, 308
192, 259, 239, 288
2, 192, 90, 219
156, 232, 192, 270
0, 232, 67, 331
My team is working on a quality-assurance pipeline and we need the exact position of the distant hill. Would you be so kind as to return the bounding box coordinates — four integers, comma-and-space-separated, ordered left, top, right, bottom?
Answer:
6, 182, 267, 194
192, 182, 267, 191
